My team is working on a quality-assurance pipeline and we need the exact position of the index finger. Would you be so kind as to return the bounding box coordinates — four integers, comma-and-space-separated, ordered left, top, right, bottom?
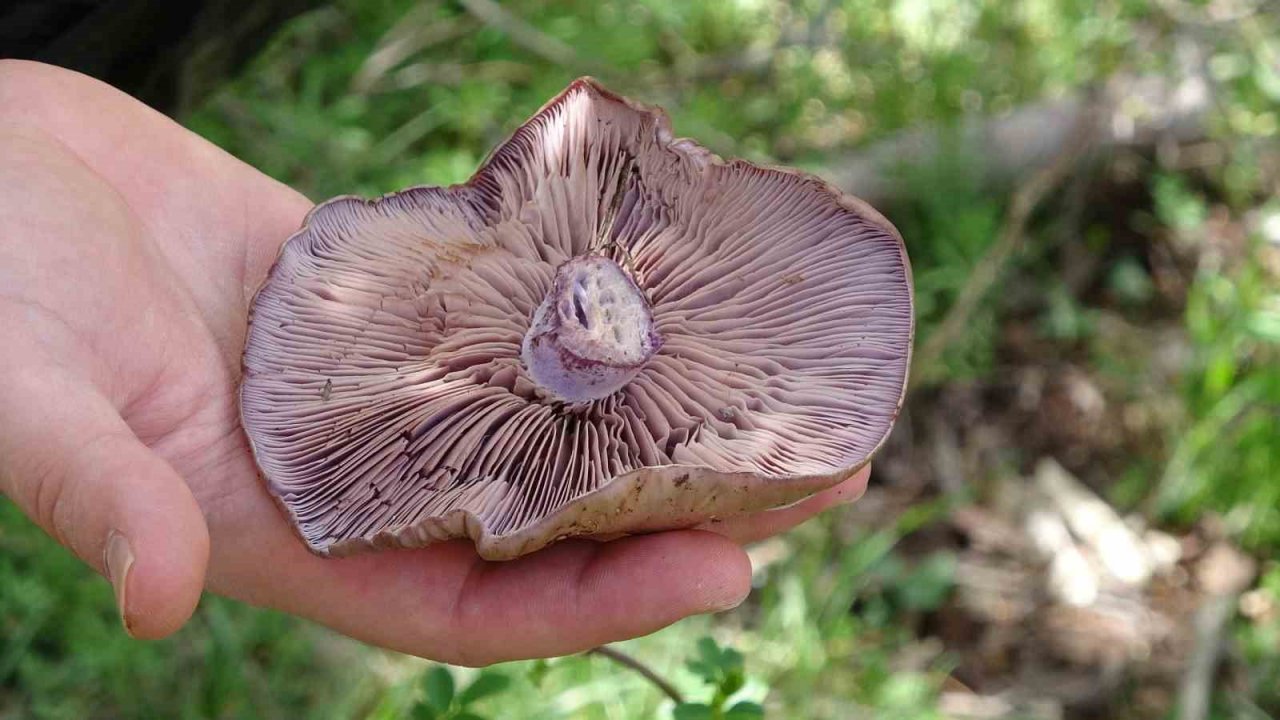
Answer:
210, 500, 751, 666
0, 60, 310, 295
697, 465, 870, 545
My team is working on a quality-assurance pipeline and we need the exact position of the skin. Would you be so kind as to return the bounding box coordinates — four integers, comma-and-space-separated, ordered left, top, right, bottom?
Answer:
0, 60, 868, 666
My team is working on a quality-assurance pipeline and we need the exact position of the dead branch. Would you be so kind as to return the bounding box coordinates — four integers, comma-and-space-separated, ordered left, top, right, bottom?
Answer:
587, 645, 685, 705
1176, 594, 1236, 720
910, 107, 1098, 388
455, 0, 586, 70
834, 71, 1213, 205
352, 4, 476, 94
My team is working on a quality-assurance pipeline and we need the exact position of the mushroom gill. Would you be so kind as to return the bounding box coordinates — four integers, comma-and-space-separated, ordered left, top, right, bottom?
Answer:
240, 78, 914, 560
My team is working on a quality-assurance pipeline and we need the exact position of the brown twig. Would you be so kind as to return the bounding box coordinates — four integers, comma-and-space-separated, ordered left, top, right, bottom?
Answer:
588, 645, 685, 705
351, 3, 475, 94
455, 0, 590, 70
1177, 594, 1237, 720
832, 71, 1213, 205
910, 104, 1100, 388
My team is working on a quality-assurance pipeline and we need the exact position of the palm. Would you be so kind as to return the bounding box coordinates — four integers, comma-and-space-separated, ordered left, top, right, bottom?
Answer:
0, 61, 866, 664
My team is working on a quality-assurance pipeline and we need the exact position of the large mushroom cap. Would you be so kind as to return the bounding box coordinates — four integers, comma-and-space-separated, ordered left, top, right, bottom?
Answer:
240, 78, 914, 560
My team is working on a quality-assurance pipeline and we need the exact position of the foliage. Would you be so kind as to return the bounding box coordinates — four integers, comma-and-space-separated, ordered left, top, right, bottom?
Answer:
186, 0, 1158, 203
892, 151, 1005, 379
408, 666, 512, 720
1158, 214, 1280, 550
673, 637, 764, 720
0, 502, 376, 720
1233, 563, 1280, 713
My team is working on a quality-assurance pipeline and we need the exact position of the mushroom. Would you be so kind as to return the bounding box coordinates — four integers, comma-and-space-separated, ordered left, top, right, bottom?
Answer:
240, 78, 914, 560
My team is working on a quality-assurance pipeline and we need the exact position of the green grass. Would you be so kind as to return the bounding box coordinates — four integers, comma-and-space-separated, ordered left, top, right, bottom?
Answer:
0, 502, 380, 720
186, 0, 1156, 202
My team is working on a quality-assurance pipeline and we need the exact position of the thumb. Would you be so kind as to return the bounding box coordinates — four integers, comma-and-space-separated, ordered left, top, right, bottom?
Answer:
0, 370, 210, 638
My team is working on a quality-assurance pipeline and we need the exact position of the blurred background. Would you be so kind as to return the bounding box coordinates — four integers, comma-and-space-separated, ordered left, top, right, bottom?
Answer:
2, 0, 1278, 718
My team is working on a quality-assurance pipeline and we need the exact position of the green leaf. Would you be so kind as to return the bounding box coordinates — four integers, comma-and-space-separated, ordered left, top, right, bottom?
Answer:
725, 701, 765, 719
686, 660, 720, 684
673, 703, 715, 720
453, 713, 487, 720
719, 647, 745, 673
458, 673, 511, 706
411, 704, 439, 720
898, 552, 957, 611
526, 659, 551, 688
696, 637, 722, 668
1152, 173, 1207, 230
720, 669, 745, 697
422, 666, 455, 713
1248, 304, 1280, 343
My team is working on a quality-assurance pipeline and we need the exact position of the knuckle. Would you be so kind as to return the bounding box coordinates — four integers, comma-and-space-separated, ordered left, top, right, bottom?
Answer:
1, 431, 62, 531
28, 452, 67, 539
13, 430, 122, 561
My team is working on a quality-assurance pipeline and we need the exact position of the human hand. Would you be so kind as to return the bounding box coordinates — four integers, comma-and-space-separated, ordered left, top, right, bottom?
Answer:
0, 60, 867, 665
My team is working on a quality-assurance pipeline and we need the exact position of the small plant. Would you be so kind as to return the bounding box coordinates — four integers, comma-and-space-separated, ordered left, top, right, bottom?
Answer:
1235, 563, 1280, 711
410, 666, 511, 720
1154, 190, 1280, 552
672, 638, 765, 720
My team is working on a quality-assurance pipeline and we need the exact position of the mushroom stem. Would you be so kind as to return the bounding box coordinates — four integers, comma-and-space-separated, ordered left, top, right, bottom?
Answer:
521, 255, 662, 403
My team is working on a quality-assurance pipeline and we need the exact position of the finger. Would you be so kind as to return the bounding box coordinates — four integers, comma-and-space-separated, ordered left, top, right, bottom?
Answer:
0, 370, 210, 638
437, 530, 751, 665
225, 524, 750, 666
0, 60, 311, 280
698, 465, 871, 545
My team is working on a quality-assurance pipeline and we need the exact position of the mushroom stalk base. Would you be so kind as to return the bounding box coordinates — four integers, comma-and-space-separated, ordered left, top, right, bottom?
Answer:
521, 255, 662, 403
